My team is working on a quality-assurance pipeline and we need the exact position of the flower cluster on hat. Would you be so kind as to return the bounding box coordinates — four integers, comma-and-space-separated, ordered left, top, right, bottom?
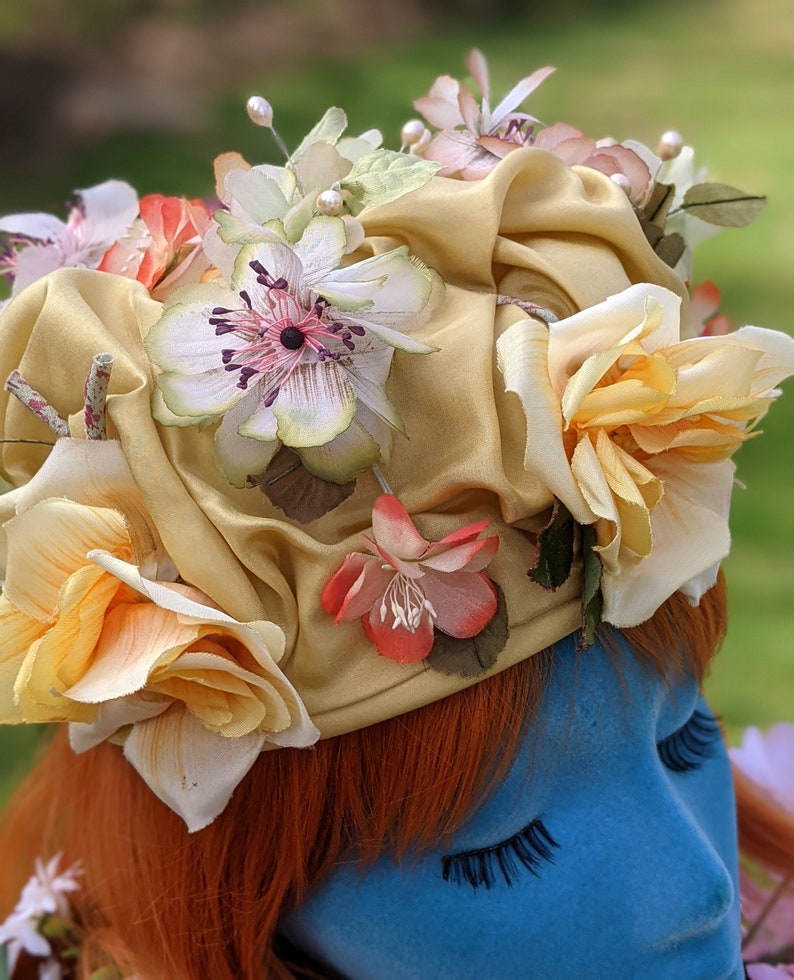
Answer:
413, 48, 554, 179
147, 217, 441, 488
0, 180, 138, 297
497, 282, 794, 628
0, 436, 318, 831
322, 494, 500, 664
0, 854, 81, 980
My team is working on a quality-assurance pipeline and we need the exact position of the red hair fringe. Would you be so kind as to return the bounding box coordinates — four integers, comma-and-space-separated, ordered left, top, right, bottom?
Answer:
1, 576, 736, 978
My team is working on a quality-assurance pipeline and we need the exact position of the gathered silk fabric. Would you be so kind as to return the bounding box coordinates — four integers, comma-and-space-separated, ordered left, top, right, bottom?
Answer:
0, 148, 690, 739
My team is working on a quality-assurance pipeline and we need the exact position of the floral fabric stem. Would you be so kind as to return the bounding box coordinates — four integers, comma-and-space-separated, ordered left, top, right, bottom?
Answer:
4, 371, 70, 437
496, 295, 559, 325
83, 353, 115, 441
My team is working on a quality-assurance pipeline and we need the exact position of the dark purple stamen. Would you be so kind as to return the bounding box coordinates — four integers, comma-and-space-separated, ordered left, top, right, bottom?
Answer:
249, 260, 289, 291
264, 386, 280, 408
348, 324, 366, 337
221, 349, 237, 364
239, 290, 253, 309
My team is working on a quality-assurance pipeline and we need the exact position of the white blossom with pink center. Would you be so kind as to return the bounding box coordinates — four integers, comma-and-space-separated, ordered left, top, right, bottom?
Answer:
0, 180, 139, 295
147, 216, 440, 486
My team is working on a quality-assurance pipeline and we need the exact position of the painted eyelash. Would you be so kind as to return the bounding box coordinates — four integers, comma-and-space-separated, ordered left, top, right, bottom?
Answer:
657, 707, 722, 773
441, 818, 558, 890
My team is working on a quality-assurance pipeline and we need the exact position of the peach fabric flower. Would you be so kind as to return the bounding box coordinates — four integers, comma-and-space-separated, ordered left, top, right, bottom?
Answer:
322, 494, 499, 663
98, 193, 212, 300
497, 282, 794, 626
0, 438, 318, 830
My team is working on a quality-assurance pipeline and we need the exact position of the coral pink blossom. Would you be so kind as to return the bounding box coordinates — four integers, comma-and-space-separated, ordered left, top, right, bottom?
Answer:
690, 281, 731, 336
322, 495, 499, 664
533, 122, 652, 206
99, 193, 211, 299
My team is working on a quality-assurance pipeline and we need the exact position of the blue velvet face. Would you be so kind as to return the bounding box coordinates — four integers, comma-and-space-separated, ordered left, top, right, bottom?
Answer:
280, 635, 743, 979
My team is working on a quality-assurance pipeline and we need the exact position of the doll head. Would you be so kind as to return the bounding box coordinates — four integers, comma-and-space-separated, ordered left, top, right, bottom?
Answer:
0, 50, 792, 978
281, 631, 743, 978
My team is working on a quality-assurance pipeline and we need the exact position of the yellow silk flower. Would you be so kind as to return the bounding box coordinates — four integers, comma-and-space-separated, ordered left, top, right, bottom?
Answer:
497, 282, 794, 626
0, 438, 318, 831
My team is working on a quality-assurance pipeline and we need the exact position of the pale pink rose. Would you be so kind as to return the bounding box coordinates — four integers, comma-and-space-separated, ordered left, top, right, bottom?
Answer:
533, 122, 652, 206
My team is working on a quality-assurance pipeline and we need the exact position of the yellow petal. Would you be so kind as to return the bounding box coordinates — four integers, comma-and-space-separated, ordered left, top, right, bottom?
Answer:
14, 564, 122, 723
497, 318, 593, 523
0, 598, 47, 723
65, 602, 201, 704
4, 499, 132, 622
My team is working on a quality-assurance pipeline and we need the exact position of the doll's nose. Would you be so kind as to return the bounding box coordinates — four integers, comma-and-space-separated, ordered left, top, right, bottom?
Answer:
636, 784, 736, 949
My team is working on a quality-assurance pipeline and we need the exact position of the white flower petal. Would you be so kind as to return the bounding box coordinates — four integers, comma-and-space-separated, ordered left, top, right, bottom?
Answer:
123, 704, 266, 832
291, 216, 347, 286
77, 179, 139, 249
490, 66, 555, 129
600, 461, 733, 626
273, 360, 357, 448
225, 167, 292, 225
214, 393, 280, 487
69, 694, 170, 753
0, 212, 66, 241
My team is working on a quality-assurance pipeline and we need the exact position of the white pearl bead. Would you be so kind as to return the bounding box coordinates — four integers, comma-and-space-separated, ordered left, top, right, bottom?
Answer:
246, 96, 274, 128
401, 119, 426, 147
657, 129, 683, 161
316, 189, 344, 216
611, 173, 632, 195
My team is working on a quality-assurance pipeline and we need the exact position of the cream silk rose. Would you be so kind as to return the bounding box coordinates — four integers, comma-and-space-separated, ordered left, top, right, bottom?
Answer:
0, 438, 318, 831
497, 282, 794, 626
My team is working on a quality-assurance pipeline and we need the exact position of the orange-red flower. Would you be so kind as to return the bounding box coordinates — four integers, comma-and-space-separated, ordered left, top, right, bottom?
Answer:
322, 495, 499, 664
98, 193, 211, 299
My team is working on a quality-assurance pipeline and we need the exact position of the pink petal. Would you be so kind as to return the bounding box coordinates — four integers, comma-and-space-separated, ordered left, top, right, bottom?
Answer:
371, 494, 428, 560
324, 555, 394, 623
458, 84, 482, 134
433, 519, 490, 548
533, 122, 584, 152
466, 49, 490, 102
423, 571, 498, 638
421, 534, 499, 574
321, 553, 371, 615
362, 610, 434, 664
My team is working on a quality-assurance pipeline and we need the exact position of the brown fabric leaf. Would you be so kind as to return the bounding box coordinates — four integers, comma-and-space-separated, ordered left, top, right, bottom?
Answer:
426, 582, 509, 679
250, 446, 356, 522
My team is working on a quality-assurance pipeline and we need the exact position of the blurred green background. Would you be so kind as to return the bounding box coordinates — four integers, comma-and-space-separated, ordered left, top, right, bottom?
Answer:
0, 0, 792, 803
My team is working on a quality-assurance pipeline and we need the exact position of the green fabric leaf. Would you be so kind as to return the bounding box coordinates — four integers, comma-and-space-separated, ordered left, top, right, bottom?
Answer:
426, 582, 509, 679
0, 945, 9, 980
341, 150, 441, 209
679, 183, 766, 227
249, 446, 356, 522
580, 524, 604, 649
528, 501, 575, 590
292, 107, 348, 161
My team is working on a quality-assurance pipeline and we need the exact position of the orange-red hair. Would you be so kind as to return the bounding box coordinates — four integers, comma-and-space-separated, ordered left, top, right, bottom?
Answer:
1, 578, 730, 979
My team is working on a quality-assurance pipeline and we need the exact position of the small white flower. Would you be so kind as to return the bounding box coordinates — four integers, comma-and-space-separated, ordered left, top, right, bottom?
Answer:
0, 854, 81, 978
0, 180, 139, 295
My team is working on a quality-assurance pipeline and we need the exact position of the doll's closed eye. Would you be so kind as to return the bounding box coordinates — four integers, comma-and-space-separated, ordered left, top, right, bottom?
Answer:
657, 707, 722, 773
441, 818, 558, 891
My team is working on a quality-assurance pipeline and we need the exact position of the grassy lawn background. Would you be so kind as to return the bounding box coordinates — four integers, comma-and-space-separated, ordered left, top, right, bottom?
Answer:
1, 0, 792, 802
